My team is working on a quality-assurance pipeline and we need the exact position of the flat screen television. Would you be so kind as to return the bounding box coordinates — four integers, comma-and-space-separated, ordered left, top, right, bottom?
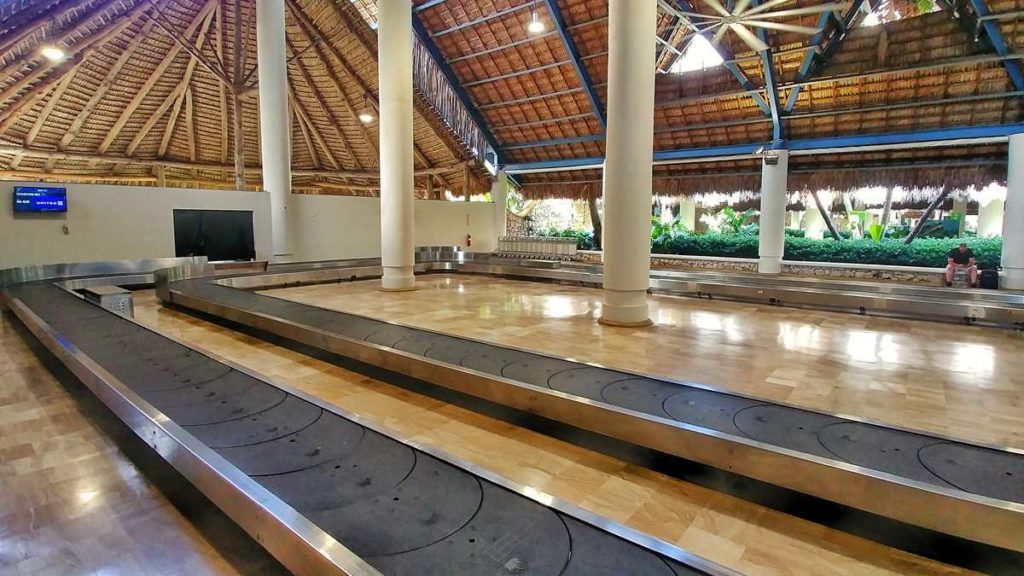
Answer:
173, 209, 256, 262
13, 186, 67, 213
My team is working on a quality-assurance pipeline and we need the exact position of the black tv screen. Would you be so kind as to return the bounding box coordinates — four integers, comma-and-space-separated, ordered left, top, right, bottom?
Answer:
173, 209, 256, 262
14, 186, 67, 213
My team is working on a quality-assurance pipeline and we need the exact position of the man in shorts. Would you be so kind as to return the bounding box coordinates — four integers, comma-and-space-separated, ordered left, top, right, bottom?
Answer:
946, 242, 978, 288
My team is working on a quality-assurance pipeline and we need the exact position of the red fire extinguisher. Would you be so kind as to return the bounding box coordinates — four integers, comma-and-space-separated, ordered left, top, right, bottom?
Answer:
466, 234, 473, 247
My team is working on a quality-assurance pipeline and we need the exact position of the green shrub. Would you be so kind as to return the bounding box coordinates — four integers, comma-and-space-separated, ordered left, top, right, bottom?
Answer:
541, 227, 596, 251
650, 231, 1002, 268
784, 228, 805, 238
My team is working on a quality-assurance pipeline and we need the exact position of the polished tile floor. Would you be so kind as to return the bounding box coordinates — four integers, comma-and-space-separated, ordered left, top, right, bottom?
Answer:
0, 310, 285, 576
262, 274, 1024, 451
129, 291, 975, 574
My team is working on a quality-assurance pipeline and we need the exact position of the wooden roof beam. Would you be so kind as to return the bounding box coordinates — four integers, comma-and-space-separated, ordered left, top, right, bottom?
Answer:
58, 18, 157, 150
293, 104, 321, 169
285, 36, 363, 170
0, 144, 468, 176
0, 11, 141, 135
215, 2, 229, 164
288, 85, 341, 170
0, 0, 120, 75
128, 3, 216, 156
96, 0, 217, 154
128, 6, 217, 157
313, 0, 459, 184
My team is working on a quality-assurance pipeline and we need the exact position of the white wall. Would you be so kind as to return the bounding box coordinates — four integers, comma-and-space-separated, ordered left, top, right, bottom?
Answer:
0, 182, 497, 268
290, 194, 496, 262
0, 182, 272, 269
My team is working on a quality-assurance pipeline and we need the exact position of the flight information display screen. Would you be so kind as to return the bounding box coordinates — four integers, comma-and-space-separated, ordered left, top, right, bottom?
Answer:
13, 186, 67, 213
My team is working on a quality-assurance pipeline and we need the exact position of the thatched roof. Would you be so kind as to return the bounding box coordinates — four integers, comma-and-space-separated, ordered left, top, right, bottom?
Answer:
0, 0, 489, 195
413, 0, 1024, 197
1, 0, 1022, 199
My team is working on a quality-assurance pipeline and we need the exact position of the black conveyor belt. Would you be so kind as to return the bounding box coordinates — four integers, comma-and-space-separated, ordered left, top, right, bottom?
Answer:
168, 278, 1024, 506
9, 282, 704, 576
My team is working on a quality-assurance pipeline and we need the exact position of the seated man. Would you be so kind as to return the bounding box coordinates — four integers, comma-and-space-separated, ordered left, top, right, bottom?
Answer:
946, 242, 978, 287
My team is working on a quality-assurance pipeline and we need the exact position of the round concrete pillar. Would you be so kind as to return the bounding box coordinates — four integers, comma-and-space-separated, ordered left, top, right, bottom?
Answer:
256, 0, 292, 261
599, 0, 657, 327
378, 0, 415, 291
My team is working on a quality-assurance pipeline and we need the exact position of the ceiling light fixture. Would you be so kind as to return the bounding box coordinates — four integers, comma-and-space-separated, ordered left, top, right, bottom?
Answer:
527, 0, 545, 34
40, 45, 65, 62
359, 111, 375, 124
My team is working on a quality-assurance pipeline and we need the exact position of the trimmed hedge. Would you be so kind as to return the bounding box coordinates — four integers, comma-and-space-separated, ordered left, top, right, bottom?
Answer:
542, 227, 596, 250
651, 232, 1002, 269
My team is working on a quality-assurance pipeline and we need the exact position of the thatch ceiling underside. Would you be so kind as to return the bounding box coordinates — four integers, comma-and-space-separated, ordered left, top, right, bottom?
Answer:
0, 0, 489, 196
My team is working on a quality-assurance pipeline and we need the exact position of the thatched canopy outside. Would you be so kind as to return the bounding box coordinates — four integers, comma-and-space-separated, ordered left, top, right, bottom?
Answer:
0, 0, 490, 196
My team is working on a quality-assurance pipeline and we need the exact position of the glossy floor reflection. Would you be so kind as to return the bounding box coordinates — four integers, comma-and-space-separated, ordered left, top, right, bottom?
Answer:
261, 274, 1024, 451
130, 291, 976, 575
0, 310, 286, 576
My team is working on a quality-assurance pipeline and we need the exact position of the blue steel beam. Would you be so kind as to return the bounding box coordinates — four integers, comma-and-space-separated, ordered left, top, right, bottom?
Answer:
411, 14, 503, 162
542, 0, 606, 130
502, 123, 1024, 172
960, 0, 1024, 91
501, 134, 605, 150
751, 0, 782, 141
415, 0, 447, 12
785, 0, 866, 112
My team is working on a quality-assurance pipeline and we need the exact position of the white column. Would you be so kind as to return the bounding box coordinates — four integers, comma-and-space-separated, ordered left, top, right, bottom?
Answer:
678, 198, 696, 231
1003, 135, 1024, 289
490, 170, 508, 239
758, 150, 789, 274
599, 0, 657, 327
256, 0, 292, 261
978, 198, 1004, 237
378, 0, 415, 291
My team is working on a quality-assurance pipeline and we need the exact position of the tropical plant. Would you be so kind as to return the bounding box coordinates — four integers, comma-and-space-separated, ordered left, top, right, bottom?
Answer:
717, 207, 758, 234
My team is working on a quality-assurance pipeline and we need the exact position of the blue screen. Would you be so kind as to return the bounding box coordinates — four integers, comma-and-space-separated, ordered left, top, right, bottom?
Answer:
13, 186, 67, 213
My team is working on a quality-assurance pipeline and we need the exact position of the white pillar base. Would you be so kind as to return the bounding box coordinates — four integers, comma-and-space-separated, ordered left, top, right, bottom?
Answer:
758, 257, 782, 274
1001, 267, 1024, 290
381, 266, 416, 291
599, 289, 651, 327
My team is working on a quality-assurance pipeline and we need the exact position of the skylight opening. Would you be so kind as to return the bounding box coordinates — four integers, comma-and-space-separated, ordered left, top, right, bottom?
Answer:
669, 35, 724, 75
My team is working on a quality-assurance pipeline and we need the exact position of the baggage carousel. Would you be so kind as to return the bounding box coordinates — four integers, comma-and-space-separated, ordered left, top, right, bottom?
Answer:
0, 259, 729, 576
150, 254, 1024, 562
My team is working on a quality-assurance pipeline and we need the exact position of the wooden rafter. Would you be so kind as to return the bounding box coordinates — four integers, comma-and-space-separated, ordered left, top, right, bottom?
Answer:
289, 85, 340, 169
58, 18, 158, 149
284, 0, 378, 163
285, 36, 363, 170
215, 2, 229, 164
0, 144, 467, 177
0, 9, 142, 134
0, 0, 97, 58
232, 0, 245, 189
185, 87, 197, 162
0, 0, 125, 81
158, 83, 187, 157
96, 0, 217, 154
12, 69, 77, 169
146, 2, 233, 88
126, 6, 216, 157
293, 104, 321, 169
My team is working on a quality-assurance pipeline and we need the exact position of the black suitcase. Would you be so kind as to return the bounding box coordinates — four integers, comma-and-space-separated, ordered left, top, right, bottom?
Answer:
980, 269, 999, 289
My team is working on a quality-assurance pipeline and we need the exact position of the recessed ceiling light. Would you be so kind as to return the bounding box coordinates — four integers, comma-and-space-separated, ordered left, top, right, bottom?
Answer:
40, 46, 65, 62
527, 9, 545, 34
358, 112, 375, 124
